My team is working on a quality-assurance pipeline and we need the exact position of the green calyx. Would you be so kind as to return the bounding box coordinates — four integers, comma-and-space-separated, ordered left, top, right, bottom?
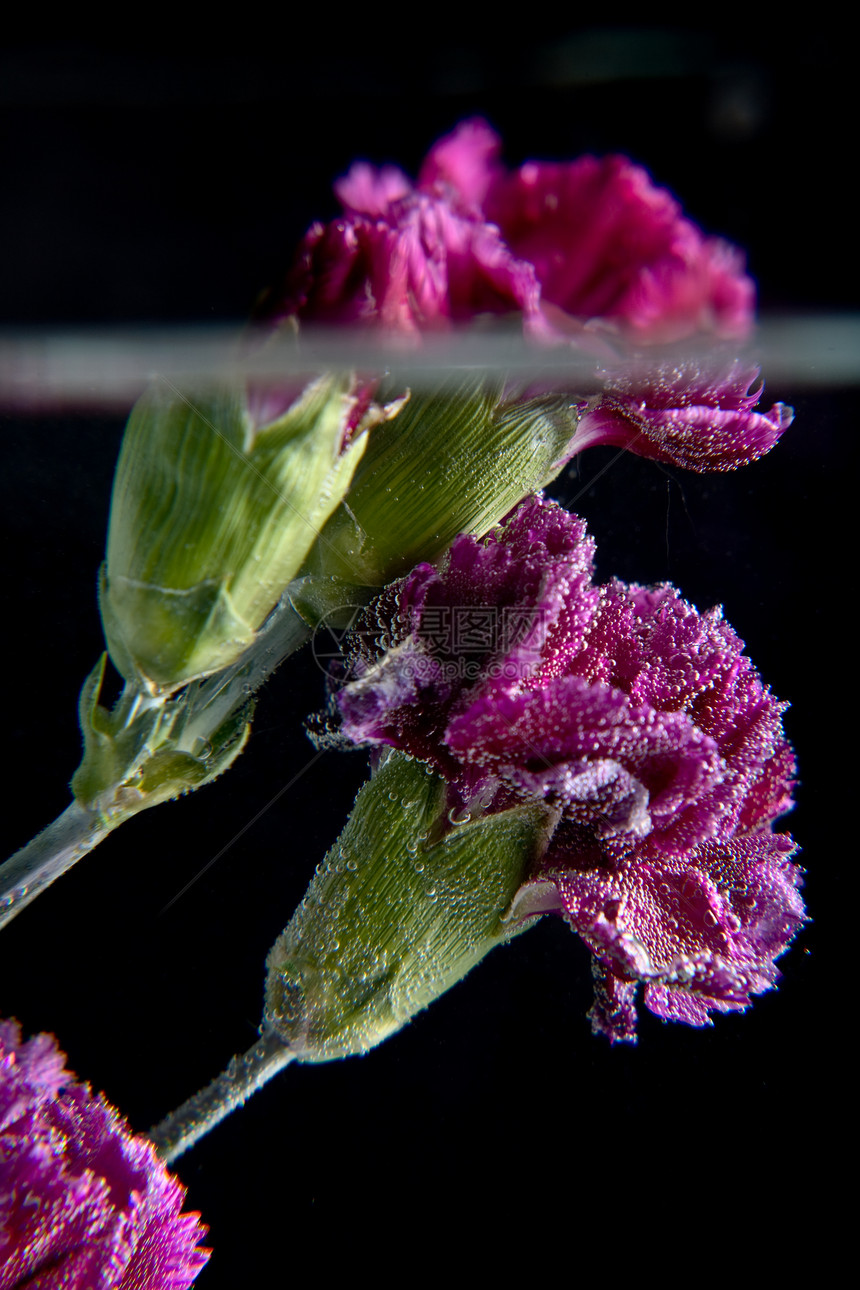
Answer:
291, 377, 580, 626
102, 374, 373, 694
70, 654, 251, 825
264, 751, 555, 1062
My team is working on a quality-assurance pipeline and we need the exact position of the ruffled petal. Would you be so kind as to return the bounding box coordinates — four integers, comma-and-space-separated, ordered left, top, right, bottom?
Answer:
527, 830, 804, 1034
334, 161, 412, 216
576, 358, 794, 472
417, 117, 503, 211
279, 190, 539, 333
485, 153, 755, 342
0, 1022, 210, 1290
445, 675, 724, 847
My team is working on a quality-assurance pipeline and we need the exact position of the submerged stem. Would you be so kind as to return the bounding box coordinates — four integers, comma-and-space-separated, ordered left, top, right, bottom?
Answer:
1, 594, 316, 932
0, 802, 110, 930
173, 593, 312, 753
149, 1029, 296, 1164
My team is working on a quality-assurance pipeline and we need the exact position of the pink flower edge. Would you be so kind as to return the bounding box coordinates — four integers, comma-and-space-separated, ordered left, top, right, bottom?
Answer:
0, 1019, 211, 1290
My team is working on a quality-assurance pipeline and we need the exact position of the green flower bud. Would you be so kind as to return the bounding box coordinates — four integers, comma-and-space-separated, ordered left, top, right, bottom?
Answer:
102, 374, 377, 694
291, 378, 580, 625
264, 751, 555, 1061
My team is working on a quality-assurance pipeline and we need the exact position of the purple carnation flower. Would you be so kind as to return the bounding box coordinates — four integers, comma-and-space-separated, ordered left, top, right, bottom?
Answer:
279, 117, 754, 345
420, 117, 755, 343
0, 1020, 210, 1289
334, 496, 804, 1040
269, 121, 791, 476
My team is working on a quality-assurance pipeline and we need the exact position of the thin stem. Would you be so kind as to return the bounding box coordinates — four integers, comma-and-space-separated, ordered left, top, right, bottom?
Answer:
172, 593, 312, 753
0, 802, 110, 930
1, 587, 325, 933
1, 601, 313, 931
149, 1029, 296, 1164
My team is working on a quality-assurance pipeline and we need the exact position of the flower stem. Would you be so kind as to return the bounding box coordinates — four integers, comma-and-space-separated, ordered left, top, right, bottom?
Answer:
149, 1029, 296, 1164
1, 593, 317, 932
172, 592, 313, 755
0, 801, 111, 930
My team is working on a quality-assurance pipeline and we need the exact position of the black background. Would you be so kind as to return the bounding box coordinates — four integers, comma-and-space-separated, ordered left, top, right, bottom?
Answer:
1, 25, 850, 1283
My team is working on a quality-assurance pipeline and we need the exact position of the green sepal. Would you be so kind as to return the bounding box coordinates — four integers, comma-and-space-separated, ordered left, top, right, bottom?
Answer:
71, 656, 252, 824
71, 654, 131, 805
286, 574, 369, 632
300, 377, 580, 593
102, 374, 370, 694
264, 751, 555, 1062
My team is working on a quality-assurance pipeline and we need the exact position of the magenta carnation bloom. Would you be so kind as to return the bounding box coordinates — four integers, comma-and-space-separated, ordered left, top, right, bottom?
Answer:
270, 123, 790, 476
333, 496, 803, 1040
279, 117, 753, 345
421, 118, 755, 343
0, 1020, 210, 1289
270, 122, 792, 478
279, 161, 539, 333
573, 356, 795, 472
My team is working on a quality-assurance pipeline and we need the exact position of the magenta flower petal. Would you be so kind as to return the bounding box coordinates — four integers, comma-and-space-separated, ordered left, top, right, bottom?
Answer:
537, 830, 804, 1039
552, 578, 796, 847
484, 151, 755, 342
589, 964, 640, 1044
0, 1021, 210, 1290
334, 161, 412, 217
280, 217, 402, 327
446, 675, 724, 845
574, 357, 794, 472
280, 187, 539, 332
416, 116, 503, 212
338, 497, 598, 766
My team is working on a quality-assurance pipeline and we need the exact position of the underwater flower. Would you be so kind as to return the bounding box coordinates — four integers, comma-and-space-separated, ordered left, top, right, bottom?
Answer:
258, 122, 794, 489
523, 828, 804, 1042
573, 356, 795, 472
268, 122, 785, 482
421, 118, 756, 343
0, 1019, 210, 1289
332, 496, 803, 1039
